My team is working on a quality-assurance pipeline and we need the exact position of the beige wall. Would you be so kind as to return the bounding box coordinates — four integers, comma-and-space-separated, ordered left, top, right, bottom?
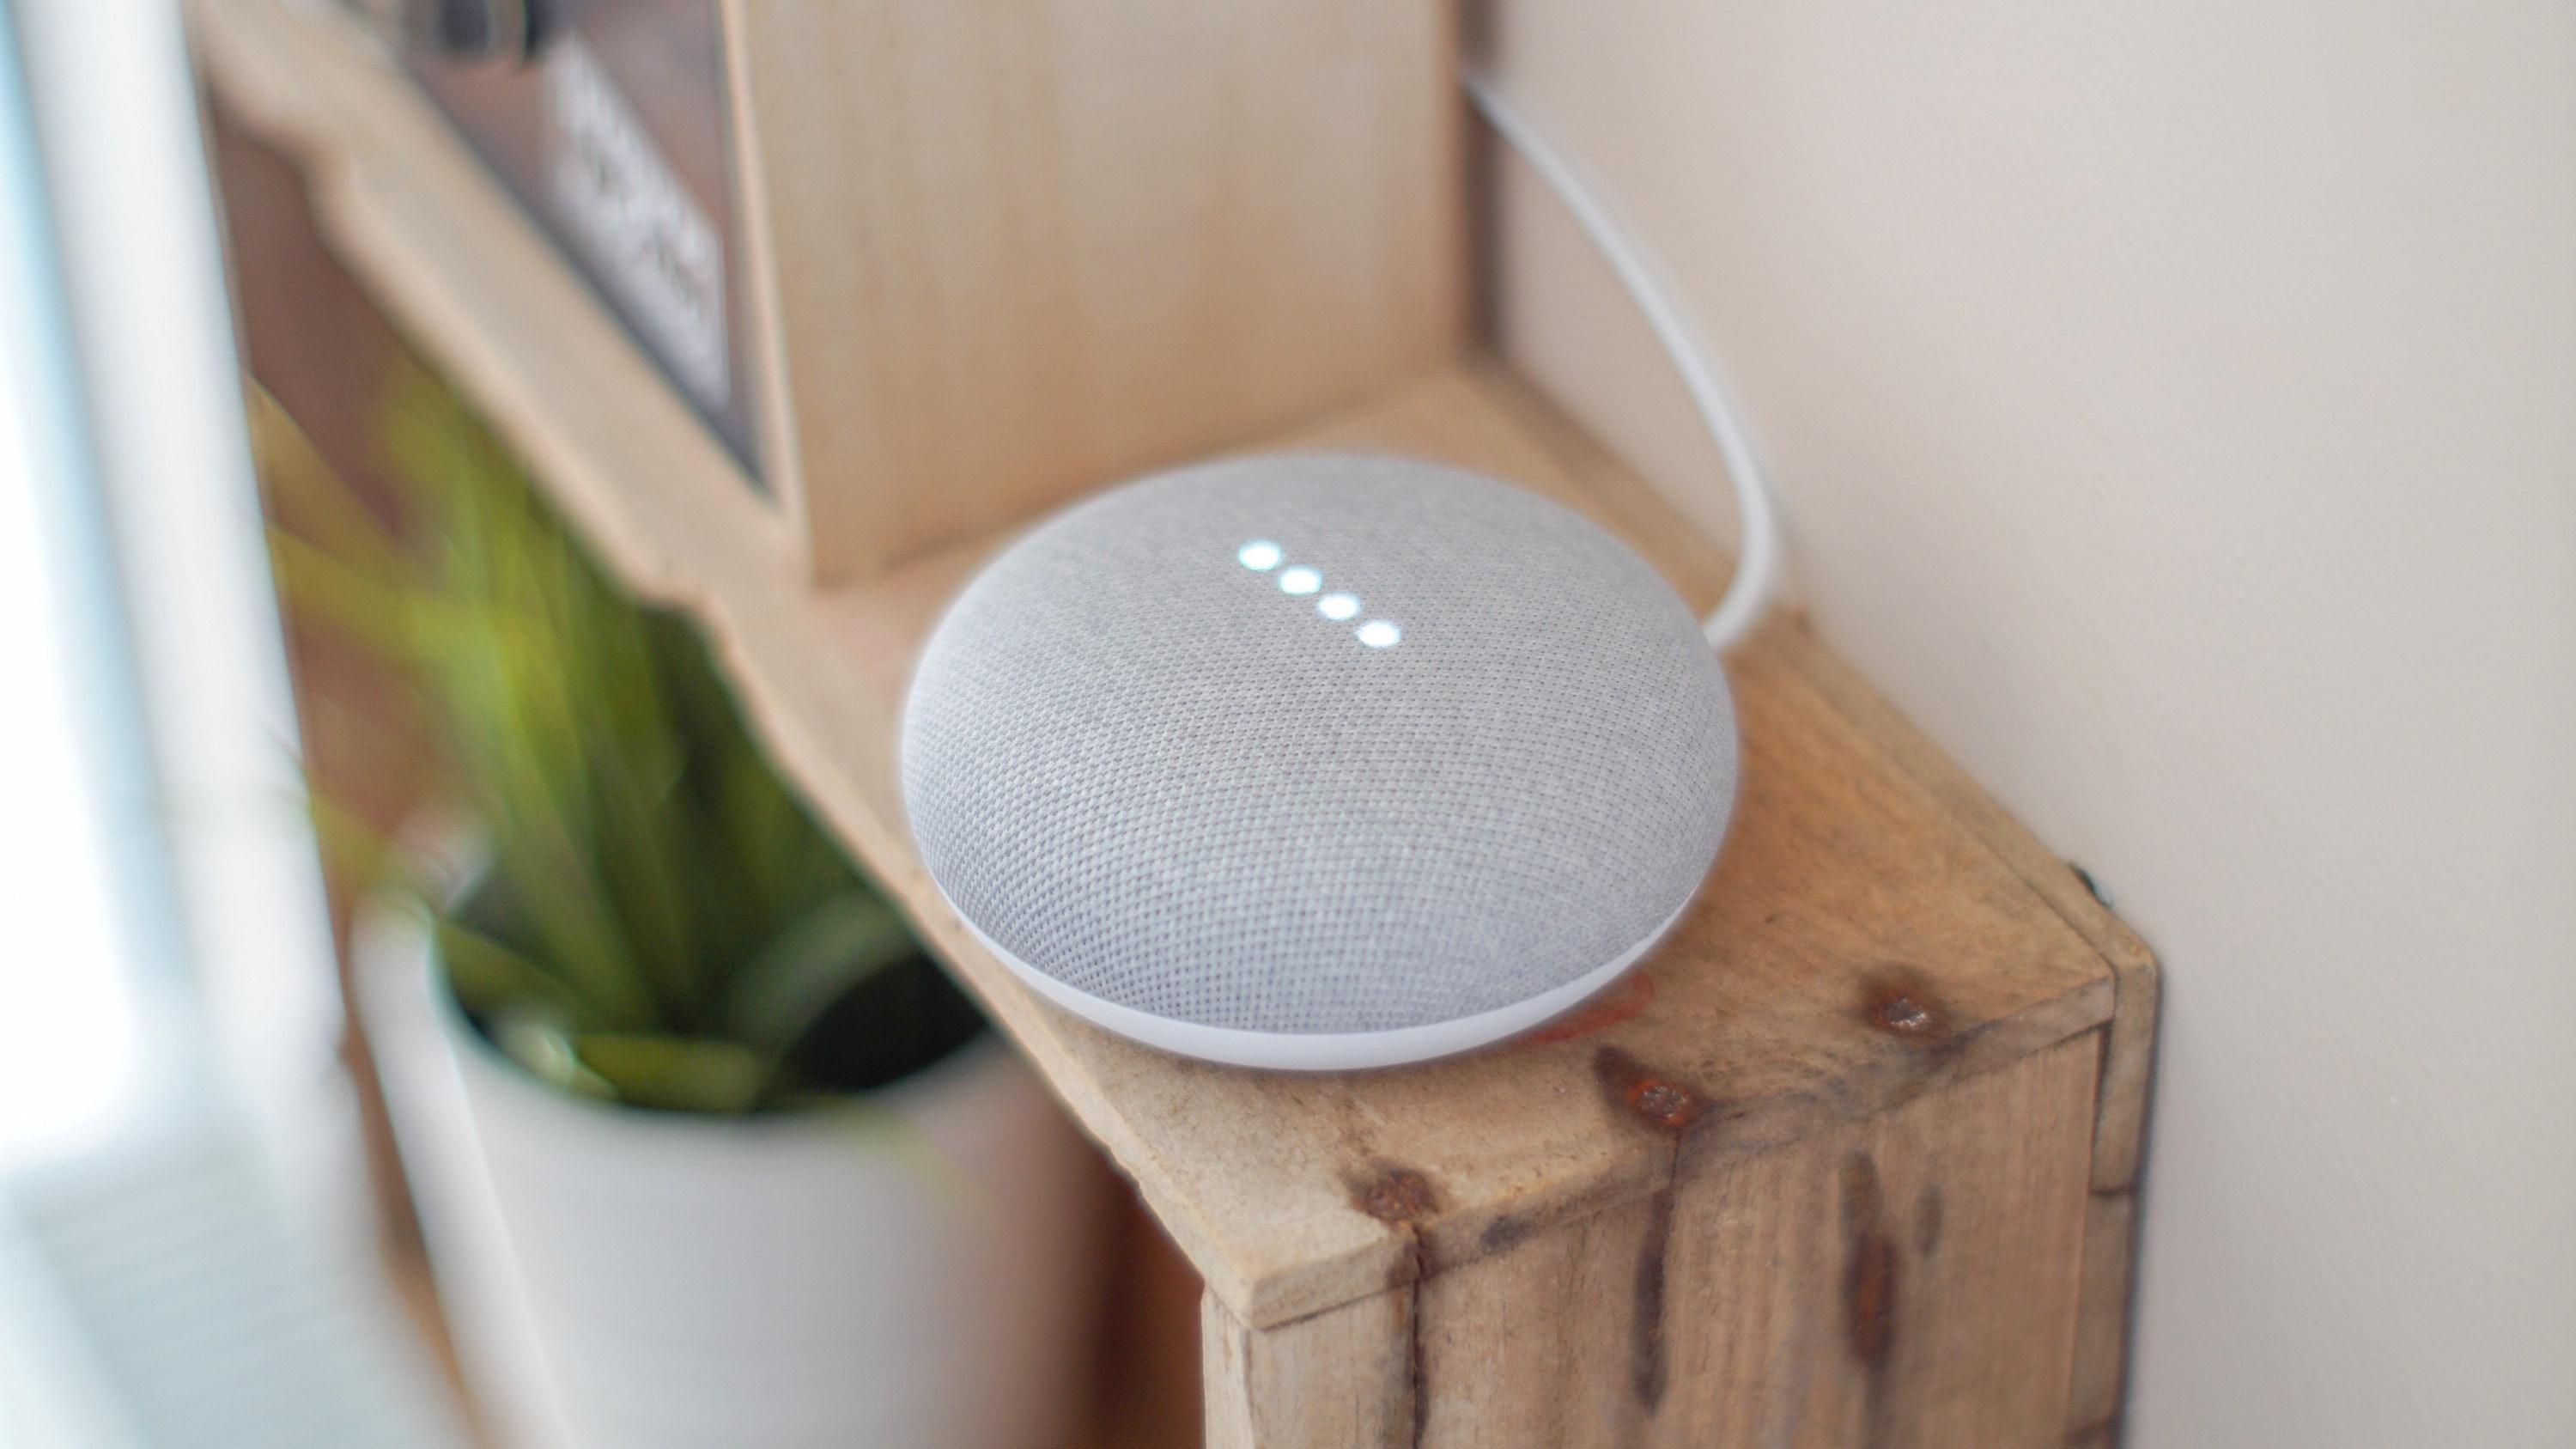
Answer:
1488, 3, 2576, 1445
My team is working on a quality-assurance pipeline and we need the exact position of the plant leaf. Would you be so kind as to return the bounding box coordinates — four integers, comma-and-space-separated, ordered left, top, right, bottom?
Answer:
247, 383, 411, 581
265, 526, 425, 663
258, 362, 939, 1106
490, 1007, 616, 1100
568, 1033, 770, 1114
435, 916, 601, 1030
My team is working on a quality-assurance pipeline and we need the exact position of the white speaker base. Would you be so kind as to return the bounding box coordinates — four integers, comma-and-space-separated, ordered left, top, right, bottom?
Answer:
943, 892, 1692, 1072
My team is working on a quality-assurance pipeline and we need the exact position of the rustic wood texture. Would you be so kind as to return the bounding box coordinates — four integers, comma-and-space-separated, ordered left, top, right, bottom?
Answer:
1203, 1035, 2098, 1449
1083, 1189, 1208, 1449
1425, 1032, 2096, 1448
191, 5, 2157, 1440
2064, 1190, 2140, 1444
1203, 1286, 1413, 1449
720, 0, 1466, 579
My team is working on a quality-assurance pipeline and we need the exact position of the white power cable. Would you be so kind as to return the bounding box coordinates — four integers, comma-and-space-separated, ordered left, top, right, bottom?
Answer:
1463, 68, 1784, 654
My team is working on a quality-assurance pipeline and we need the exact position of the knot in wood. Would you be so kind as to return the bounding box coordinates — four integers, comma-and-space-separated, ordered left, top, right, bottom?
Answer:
1350, 1166, 1439, 1225
1861, 968, 1955, 1043
1626, 1081, 1700, 1130
1873, 993, 1934, 1033
1592, 1046, 1710, 1136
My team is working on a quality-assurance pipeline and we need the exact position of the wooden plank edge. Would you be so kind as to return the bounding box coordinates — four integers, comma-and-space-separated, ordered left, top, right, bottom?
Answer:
1203, 1285, 1413, 1449
2065, 1188, 2139, 1446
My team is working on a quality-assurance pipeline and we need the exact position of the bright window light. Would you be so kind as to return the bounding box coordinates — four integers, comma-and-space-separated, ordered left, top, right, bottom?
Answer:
0, 3, 161, 1166
0, 301, 139, 1170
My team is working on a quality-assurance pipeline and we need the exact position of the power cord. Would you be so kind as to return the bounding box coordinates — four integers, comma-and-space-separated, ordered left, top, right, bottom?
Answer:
1462, 68, 1784, 654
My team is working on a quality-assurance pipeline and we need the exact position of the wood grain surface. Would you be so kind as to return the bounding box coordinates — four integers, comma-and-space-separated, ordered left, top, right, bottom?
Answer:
723, 0, 1465, 579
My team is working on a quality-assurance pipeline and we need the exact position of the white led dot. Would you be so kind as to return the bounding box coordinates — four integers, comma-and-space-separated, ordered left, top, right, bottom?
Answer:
1316, 592, 1361, 621
1236, 539, 1283, 571
1357, 620, 1402, 648
1278, 566, 1321, 596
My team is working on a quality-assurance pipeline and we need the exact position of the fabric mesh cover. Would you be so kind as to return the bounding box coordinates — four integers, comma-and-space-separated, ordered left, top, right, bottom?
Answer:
900, 455, 1737, 1037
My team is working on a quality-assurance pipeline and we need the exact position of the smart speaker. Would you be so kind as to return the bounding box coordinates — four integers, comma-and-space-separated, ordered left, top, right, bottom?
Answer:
899, 454, 1738, 1069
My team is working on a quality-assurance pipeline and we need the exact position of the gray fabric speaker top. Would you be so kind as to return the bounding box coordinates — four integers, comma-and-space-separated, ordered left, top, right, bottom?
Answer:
900, 454, 1737, 1038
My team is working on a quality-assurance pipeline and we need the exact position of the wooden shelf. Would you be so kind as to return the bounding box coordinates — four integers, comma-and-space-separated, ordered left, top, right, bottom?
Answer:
191, 3, 2156, 1443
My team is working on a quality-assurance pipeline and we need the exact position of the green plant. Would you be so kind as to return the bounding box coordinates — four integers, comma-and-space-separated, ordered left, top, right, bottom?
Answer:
258, 368, 979, 1113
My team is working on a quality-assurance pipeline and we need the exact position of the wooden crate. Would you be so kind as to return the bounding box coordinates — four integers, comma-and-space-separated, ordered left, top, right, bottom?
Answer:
720, 0, 1464, 580
191, 3, 2156, 1444
370, 0, 1461, 581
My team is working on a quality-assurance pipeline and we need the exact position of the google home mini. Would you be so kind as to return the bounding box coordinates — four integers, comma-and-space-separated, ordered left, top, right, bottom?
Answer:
899, 454, 1738, 1069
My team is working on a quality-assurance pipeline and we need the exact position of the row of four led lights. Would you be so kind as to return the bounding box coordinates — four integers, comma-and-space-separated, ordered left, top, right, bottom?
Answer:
1237, 540, 1401, 648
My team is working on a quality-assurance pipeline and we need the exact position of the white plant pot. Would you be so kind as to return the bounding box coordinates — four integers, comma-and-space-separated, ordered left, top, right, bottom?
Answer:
354, 895, 1110, 1449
